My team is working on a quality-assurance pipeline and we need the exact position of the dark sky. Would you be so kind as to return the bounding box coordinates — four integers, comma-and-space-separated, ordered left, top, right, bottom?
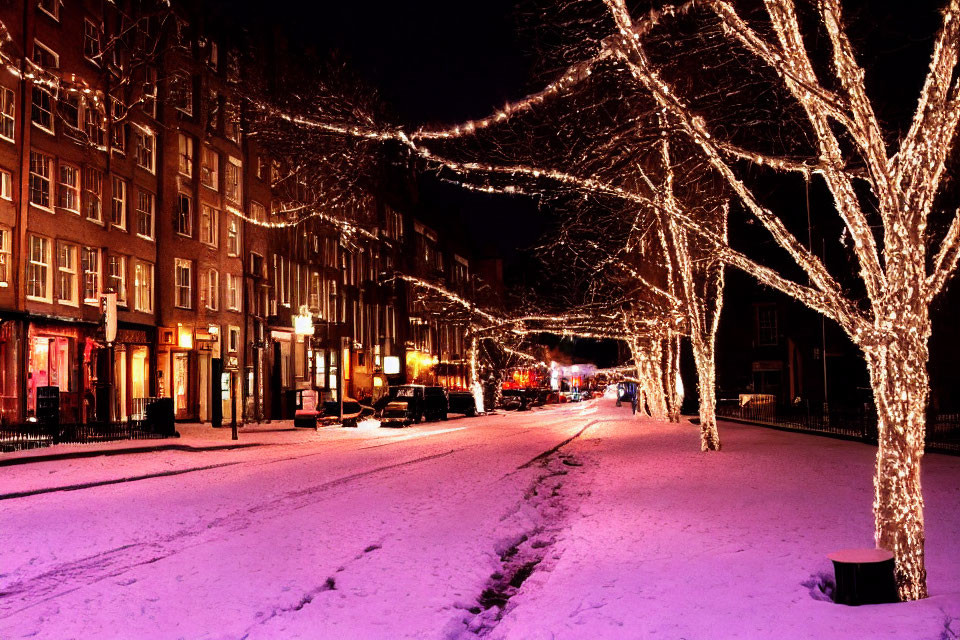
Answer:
224, 0, 948, 275
229, 0, 546, 264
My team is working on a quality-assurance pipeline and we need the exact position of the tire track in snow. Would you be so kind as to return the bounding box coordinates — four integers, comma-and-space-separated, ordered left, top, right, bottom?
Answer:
0, 447, 466, 619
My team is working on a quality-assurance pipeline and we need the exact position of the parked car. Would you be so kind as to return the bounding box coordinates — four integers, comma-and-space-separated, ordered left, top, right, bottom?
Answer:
447, 391, 478, 417
295, 397, 365, 428
379, 401, 414, 427
424, 386, 449, 421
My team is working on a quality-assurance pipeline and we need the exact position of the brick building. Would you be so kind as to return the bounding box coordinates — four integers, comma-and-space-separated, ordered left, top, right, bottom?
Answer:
0, 0, 480, 427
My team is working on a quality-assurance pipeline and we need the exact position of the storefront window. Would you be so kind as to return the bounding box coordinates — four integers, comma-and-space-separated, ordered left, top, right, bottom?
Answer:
27, 335, 72, 414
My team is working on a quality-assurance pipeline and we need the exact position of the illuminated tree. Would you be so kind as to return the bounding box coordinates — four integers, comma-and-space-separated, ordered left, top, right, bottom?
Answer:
252, 0, 960, 599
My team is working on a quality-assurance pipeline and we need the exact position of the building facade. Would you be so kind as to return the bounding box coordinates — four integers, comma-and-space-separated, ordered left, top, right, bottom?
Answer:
0, 0, 480, 426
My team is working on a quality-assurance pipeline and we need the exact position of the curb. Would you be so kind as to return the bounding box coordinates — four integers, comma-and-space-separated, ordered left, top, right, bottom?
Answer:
0, 442, 266, 468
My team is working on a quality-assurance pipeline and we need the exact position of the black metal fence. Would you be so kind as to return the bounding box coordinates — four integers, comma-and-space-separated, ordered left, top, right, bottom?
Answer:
716, 399, 960, 455
0, 421, 170, 453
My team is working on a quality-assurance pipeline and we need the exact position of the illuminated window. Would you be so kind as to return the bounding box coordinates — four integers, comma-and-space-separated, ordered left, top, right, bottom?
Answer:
227, 274, 240, 311
225, 156, 241, 203
0, 226, 10, 286
134, 261, 153, 313
175, 258, 192, 309
57, 164, 80, 212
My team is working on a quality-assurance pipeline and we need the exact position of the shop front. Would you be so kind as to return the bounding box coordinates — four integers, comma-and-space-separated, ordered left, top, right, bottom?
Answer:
157, 325, 198, 421
111, 326, 154, 422
26, 321, 95, 424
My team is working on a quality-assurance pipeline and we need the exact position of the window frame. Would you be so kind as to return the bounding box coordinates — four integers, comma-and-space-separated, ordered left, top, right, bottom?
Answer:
81, 246, 101, 305
56, 242, 78, 306
174, 258, 193, 309
134, 128, 155, 173
206, 268, 219, 311
0, 87, 15, 142
0, 225, 10, 287
134, 260, 154, 313
136, 188, 155, 240
108, 254, 127, 306
26, 235, 52, 302
200, 204, 219, 248
84, 166, 103, 223
111, 176, 127, 229
57, 163, 80, 213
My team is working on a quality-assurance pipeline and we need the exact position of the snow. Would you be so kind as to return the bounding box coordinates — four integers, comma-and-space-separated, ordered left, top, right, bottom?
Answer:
1, 401, 958, 639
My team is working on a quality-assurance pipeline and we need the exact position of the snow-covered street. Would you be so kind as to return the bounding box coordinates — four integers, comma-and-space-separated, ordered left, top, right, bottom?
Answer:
2, 400, 959, 639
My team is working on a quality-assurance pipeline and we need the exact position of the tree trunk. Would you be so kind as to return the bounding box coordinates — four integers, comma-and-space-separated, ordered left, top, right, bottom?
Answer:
663, 335, 682, 423
691, 334, 720, 451
863, 325, 930, 601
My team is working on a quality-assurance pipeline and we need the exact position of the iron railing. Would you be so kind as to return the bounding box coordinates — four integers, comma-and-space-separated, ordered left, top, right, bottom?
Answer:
0, 421, 169, 453
716, 399, 960, 455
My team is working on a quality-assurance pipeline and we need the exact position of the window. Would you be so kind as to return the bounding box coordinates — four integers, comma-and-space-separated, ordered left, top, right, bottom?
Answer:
32, 41, 58, 69
0, 226, 10, 286
57, 164, 80, 212
111, 177, 126, 228
1, 169, 12, 200
26, 236, 51, 300
227, 215, 240, 256
84, 20, 101, 63
29, 151, 52, 208
225, 157, 241, 203
206, 269, 219, 310
38, 0, 58, 21
0, 87, 15, 141
178, 133, 193, 177
228, 326, 240, 353
110, 98, 125, 153
108, 255, 126, 305
757, 306, 778, 346
251, 201, 266, 223
136, 189, 154, 239
60, 95, 80, 136
82, 247, 100, 304
257, 155, 268, 181
142, 67, 157, 118
84, 103, 104, 146
224, 100, 239, 142
309, 271, 320, 311
57, 243, 78, 305
200, 204, 218, 247
175, 193, 192, 236
227, 273, 240, 311
31, 87, 54, 132
206, 89, 220, 132
135, 128, 155, 172
134, 261, 154, 313
173, 73, 193, 116
175, 258, 192, 308
84, 167, 102, 222
200, 146, 218, 190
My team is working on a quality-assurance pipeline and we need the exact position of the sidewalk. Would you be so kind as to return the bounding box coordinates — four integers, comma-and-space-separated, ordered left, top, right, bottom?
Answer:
0, 420, 315, 468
